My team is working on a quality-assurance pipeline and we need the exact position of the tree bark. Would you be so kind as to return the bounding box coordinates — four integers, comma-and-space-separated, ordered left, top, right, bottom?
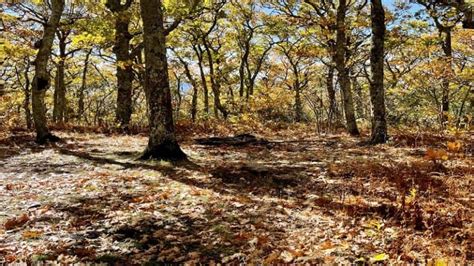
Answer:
239, 39, 250, 98
18, 62, 33, 129
440, 27, 452, 126
335, 0, 359, 136
31, 0, 64, 143
202, 38, 228, 119
369, 0, 388, 143
295, 84, 303, 122
326, 65, 337, 128
175, 52, 199, 122
139, 0, 186, 161
78, 49, 92, 121
53, 31, 67, 123
193, 44, 209, 115
107, 0, 133, 130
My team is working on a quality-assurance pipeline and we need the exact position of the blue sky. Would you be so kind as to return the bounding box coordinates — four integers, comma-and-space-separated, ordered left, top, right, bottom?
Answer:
383, 0, 423, 11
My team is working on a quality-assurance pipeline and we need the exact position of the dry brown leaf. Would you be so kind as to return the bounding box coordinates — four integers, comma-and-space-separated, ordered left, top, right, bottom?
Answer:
4, 214, 29, 230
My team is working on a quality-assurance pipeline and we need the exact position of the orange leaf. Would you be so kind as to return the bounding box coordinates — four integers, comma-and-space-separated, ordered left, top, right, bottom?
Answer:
320, 240, 335, 250
447, 141, 462, 153
22, 230, 43, 239
4, 214, 29, 230
425, 148, 448, 161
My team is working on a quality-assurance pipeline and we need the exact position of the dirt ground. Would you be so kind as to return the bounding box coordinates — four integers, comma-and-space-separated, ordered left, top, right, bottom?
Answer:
0, 129, 472, 264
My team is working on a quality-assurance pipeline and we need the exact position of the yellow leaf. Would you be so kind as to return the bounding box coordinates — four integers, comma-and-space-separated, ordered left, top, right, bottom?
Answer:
370, 253, 389, 262
406, 187, 417, 204
22, 230, 43, 239
433, 258, 448, 266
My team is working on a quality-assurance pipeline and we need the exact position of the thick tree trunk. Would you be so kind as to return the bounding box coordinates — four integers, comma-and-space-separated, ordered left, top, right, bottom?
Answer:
139, 0, 186, 161
335, 0, 359, 136
78, 49, 92, 121
107, 0, 133, 130
32, 0, 64, 144
369, 0, 388, 144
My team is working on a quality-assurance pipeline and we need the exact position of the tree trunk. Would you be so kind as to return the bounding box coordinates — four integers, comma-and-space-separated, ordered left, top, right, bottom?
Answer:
203, 39, 228, 119
177, 55, 198, 122
239, 44, 249, 98
326, 65, 337, 128
20, 62, 33, 129
139, 0, 186, 161
295, 84, 303, 122
440, 27, 452, 126
369, 0, 388, 144
53, 34, 67, 123
335, 0, 359, 136
78, 49, 92, 121
32, 0, 64, 143
174, 73, 182, 120
107, 0, 133, 130
194, 44, 209, 115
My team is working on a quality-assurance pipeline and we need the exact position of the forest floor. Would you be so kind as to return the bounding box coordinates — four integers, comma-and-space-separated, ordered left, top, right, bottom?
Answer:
0, 126, 472, 264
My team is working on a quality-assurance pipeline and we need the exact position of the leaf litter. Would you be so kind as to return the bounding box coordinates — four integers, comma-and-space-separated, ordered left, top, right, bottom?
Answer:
0, 130, 472, 264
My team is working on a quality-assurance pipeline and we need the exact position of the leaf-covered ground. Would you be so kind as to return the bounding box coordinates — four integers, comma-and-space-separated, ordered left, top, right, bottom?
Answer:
0, 129, 472, 264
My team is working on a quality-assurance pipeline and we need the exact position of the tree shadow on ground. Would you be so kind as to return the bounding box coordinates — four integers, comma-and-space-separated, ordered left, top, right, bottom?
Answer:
45, 190, 287, 263
4, 134, 468, 263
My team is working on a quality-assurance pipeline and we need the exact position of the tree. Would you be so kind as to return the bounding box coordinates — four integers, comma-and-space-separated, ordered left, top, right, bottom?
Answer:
139, 0, 186, 161
31, 0, 65, 143
335, 0, 359, 135
170, 47, 199, 121
416, 0, 464, 126
369, 0, 387, 143
106, 0, 134, 130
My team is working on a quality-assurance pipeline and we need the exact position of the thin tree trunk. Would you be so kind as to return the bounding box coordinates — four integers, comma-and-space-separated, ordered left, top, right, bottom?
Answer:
174, 73, 182, 120
20, 62, 33, 129
203, 39, 228, 119
326, 65, 336, 128
369, 0, 388, 143
239, 43, 249, 98
78, 49, 92, 121
53, 34, 67, 123
139, 0, 186, 161
175, 53, 199, 122
32, 0, 64, 143
295, 84, 303, 122
335, 0, 359, 136
194, 44, 209, 115
455, 86, 470, 128
440, 27, 452, 126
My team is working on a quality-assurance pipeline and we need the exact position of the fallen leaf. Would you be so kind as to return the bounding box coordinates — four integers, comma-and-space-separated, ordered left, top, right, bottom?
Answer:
447, 141, 462, 153
22, 230, 43, 239
4, 214, 29, 230
370, 253, 389, 262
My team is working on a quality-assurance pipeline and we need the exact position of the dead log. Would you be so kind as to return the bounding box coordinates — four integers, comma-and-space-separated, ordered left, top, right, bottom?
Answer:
195, 133, 268, 146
